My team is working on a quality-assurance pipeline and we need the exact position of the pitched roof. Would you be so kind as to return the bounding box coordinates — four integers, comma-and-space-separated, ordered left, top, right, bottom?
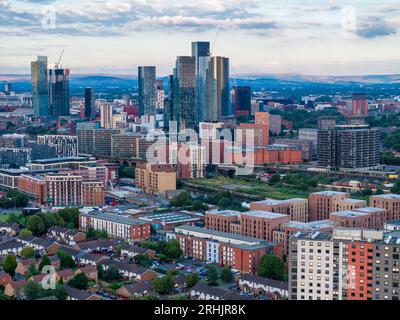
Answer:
57, 269, 75, 278
119, 280, 153, 296
190, 283, 226, 298
239, 274, 288, 291
65, 286, 92, 300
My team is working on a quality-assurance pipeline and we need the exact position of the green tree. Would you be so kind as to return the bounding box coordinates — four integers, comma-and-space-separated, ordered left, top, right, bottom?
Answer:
24, 281, 44, 300
103, 265, 121, 282
153, 275, 175, 294
3, 253, 17, 277
26, 215, 46, 236
134, 254, 152, 268
185, 272, 199, 287
170, 191, 192, 207
206, 266, 219, 286
220, 266, 234, 283
20, 247, 35, 259
392, 181, 400, 194
57, 208, 79, 228
68, 273, 89, 290
269, 173, 281, 185
27, 263, 38, 277
143, 293, 160, 300
165, 239, 181, 259
39, 255, 51, 271
258, 254, 287, 281
19, 229, 33, 236
54, 283, 67, 300
56, 250, 75, 269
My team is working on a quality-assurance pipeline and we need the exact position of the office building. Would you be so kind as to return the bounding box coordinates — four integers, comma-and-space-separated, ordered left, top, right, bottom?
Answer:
138, 66, 157, 116
100, 104, 113, 129
76, 122, 100, 155
352, 93, 368, 115
111, 134, 152, 159
0, 148, 31, 167
37, 135, 78, 158
84, 87, 95, 120
173, 56, 196, 129
31, 56, 49, 118
234, 86, 251, 117
49, 68, 70, 117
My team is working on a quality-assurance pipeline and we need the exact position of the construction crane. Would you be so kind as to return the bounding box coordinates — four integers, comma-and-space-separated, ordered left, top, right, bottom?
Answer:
209, 30, 220, 56
55, 49, 64, 69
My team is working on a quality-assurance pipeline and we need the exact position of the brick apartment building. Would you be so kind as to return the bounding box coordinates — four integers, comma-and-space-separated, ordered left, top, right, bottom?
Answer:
240, 210, 290, 242
250, 198, 309, 222
309, 191, 355, 221
167, 225, 282, 274
135, 162, 176, 195
79, 211, 151, 241
329, 207, 388, 230
205, 210, 241, 233
370, 194, 400, 221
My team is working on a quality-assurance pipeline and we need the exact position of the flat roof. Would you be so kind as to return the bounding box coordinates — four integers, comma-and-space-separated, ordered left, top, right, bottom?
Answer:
311, 191, 348, 196
81, 212, 148, 226
285, 220, 335, 230
373, 193, 400, 199
174, 225, 273, 246
330, 210, 369, 218
206, 210, 242, 217
241, 210, 289, 219
139, 212, 199, 224
32, 157, 92, 164
253, 198, 307, 206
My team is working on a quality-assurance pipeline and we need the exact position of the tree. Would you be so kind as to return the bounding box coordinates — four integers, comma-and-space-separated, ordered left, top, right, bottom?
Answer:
24, 281, 43, 300
143, 293, 160, 300
206, 266, 219, 286
392, 181, 400, 194
27, 263, 38, 277
3, 253, 17, 277
39, 255, 51, 272
269, 173, 281, 185
20, 247, 35, 259
134, 254, 152, 268
26, 215, 46, 236
54, 284, 67, 300
165, 239, 181, 259
185, 272, 199, 287
153, 275, 175, 294
103, 265, 121, 282
57, 208, 79, 228
220, 266, 234, 283
170, 191, 192, 207
19, 229, 33, 236
56, 250, 75, 269
258, 254, 287, 281
191, 200, 207, 211
68, 273, 89, 290
87, 228, 108, 240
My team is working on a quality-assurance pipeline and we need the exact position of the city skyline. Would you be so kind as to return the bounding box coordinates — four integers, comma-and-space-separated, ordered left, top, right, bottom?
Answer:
1, 0, 400, 75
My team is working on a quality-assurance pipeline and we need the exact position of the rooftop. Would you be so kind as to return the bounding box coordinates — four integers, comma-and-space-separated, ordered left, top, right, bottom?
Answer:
206, 210, 242, 217
81, 211, 149, 226
252, 198, 307, 206
372, 193, 400, 200
241, 210, 289, 219
311, 191, 348, 196
139, 212, 199, 225
330, 210, 369, 218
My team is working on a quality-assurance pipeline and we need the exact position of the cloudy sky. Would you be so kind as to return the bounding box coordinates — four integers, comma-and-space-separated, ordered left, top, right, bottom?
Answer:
1, 0, 400, 75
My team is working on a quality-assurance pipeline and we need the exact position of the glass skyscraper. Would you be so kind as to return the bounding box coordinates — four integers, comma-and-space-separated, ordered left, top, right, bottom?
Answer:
31, 56, 49, 118
192, 42, 210, 123
138, 66, 157, 116
173, 56, 196, 130
84, 87, 95, 120
49, 68, 70, 118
